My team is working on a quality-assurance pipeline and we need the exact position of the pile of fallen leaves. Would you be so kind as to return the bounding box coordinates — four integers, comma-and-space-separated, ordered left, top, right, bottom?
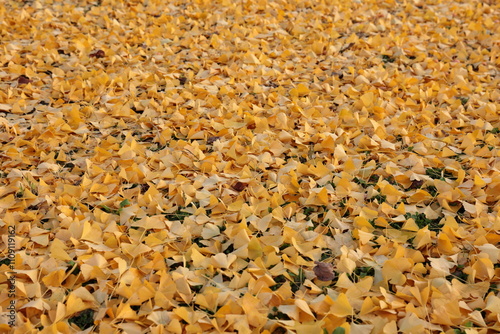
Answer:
1, 0, 499, 333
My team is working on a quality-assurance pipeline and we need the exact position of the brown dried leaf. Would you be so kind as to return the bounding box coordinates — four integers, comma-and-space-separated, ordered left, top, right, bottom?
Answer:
409, 180, 425, 189
313, 261, 335, 281
18, 75, 32, 84
90, 49, 105, 58
207, 136, 220, 144
232, 181, 248, 192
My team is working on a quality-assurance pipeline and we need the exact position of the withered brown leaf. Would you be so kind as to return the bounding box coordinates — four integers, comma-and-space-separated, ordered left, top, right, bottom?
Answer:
313, 261, 335, 281
90, 50, 105, 58
232, 181, 248, 192
207, 136, 220, 144
409, 180, 424, 189
18, 75, 32, 84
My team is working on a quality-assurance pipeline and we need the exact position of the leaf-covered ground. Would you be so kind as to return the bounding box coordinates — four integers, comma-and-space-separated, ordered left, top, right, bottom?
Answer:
1, 0, 499, 333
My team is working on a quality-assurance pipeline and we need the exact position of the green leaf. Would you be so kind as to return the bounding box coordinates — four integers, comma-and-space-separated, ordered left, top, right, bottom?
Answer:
100, 205, 113, 213
120, 199, 131, 208
332, 327, 346, 334
489, 127, 500, 134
